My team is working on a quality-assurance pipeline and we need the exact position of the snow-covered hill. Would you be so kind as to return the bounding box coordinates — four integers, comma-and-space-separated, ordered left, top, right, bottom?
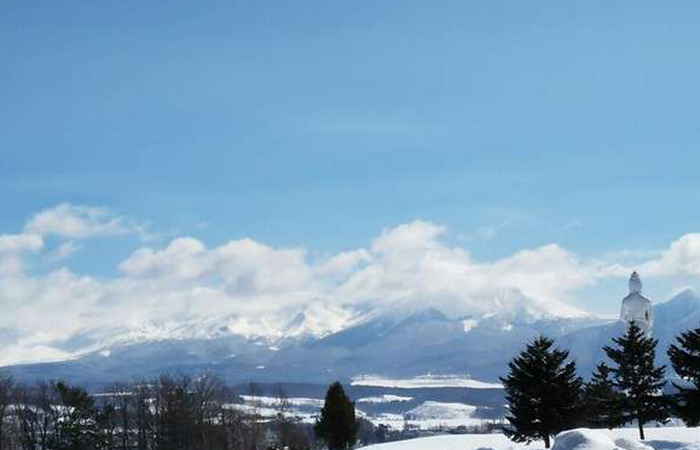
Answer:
361, 427, 700, 450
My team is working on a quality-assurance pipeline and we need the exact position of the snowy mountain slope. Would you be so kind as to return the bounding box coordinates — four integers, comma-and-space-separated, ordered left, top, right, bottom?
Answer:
38, 300, 358, 360
559, 288, 700, 377
653, 288, 700, 344
3, 290, 700, 386
0, 305, 602, 385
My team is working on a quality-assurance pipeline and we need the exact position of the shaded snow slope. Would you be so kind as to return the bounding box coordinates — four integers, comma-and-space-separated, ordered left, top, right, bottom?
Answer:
552, 429, 652, 450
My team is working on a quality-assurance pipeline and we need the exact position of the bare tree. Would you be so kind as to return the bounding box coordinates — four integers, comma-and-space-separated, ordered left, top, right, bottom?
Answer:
130, 381, 154, 450
0, 375, 14, 449
273, 386, 294, 447
217, 384, 247, 450
191, 373, 227, 450
35, 380, 62, 449
101, 382, 133, 450
246, 382, 264, 450
1, 374, 322, 450
13, 384, 39, 450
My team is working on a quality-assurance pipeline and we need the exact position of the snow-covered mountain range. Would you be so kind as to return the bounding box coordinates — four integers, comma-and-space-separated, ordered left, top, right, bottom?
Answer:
3, 289, 700, 386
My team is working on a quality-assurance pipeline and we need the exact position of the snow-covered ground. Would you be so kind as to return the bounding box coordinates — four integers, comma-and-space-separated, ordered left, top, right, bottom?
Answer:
364, 403, 486, 431
357, 394, 414, 403
239, 395, 325, 407
233, 394, 490, 431
402, 401, 482, 429
226, 402, 321, 424
351, 374, 503, 389
360, 427, 700, 450
228, 395, 324, 424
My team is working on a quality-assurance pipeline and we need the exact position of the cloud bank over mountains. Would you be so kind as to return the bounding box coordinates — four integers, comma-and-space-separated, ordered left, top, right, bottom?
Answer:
1, 203, 700, 366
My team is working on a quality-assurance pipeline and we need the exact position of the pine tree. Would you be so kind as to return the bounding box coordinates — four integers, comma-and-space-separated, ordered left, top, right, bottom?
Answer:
500, 336, 583, 449
668, 325, 700, 426
314, 382, 359, 450
51, 381, 113, 450
583, 362, 625, 429
604, 322, 669, 440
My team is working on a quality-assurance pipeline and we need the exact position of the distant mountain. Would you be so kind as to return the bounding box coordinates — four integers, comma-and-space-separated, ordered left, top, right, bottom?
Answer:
560, 288, 700, 377
3, 290, 700, 387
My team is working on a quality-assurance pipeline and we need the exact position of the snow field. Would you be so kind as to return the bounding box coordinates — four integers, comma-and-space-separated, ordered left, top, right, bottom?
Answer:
233, 394, 488, 431
239, 395, 325, 407
360, 427, 700, 450
351, 374, 503, 389
357, 395, 414, 403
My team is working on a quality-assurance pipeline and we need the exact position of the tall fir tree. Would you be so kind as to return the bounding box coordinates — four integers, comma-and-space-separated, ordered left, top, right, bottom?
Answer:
583, 362, 625, 429
51, 381, 113, 450
500, 336, 583, 449
314, 382, 359, 450
668, 324, 700, 426
604, 322, 669, 440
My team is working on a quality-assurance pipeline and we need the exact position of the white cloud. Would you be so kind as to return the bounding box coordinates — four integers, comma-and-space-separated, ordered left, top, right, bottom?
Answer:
211, 238, 311, 294
588, 234, 700, 280
639, 234, 700, 277
371, 221, 445, 254
119, 237, 207, 279
0, 233, 43, 254
487, 244, 596, 306
47, 241, 80, 262
4, 205, 700, 366
25, 203, 150, 240
315, 249, 371, 277
119, 237, 312, 295
0, 233, 43, 274
337, 222, 591, 318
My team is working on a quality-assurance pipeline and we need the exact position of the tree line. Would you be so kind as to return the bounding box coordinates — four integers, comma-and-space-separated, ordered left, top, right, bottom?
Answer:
501, 322, 700, 448
0, 373, 364, 450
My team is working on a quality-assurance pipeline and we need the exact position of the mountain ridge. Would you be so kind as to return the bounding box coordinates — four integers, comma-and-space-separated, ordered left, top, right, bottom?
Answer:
2, 289, 699, 387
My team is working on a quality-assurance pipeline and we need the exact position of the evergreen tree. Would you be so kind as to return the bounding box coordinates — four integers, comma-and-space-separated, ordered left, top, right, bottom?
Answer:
50, 381, 113, 450
604, 322, 669, 440
583, 362, 625, 429
314, 382, 359, 450
668, 324, 700, 426
500, 336, 583, 449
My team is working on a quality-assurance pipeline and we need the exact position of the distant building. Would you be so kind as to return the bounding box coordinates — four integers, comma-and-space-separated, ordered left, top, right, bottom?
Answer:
620, 271, 653, 333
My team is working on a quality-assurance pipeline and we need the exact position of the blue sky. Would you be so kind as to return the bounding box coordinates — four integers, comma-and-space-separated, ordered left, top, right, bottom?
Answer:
2, 0, 700, 335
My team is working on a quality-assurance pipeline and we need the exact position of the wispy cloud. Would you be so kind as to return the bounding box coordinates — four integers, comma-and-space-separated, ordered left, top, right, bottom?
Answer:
47, 241, 81, 262
25, 203, 153, 241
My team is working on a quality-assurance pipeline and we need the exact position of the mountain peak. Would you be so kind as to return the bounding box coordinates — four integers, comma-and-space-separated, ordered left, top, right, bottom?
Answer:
673, 286, 697, 297
663, 287, 700, 308
653, 287, 700, 328
397, 307, 449, 326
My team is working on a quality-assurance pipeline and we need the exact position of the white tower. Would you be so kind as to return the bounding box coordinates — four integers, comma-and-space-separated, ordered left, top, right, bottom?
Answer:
620, 271, 653, 333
